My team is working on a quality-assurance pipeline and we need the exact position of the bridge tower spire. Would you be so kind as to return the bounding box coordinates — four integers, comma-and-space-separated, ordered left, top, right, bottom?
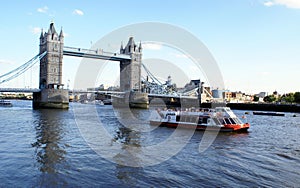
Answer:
119, 37, 142, 92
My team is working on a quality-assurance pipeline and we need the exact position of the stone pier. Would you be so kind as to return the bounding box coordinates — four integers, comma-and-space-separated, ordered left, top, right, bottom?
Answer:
33, 89, 69, 109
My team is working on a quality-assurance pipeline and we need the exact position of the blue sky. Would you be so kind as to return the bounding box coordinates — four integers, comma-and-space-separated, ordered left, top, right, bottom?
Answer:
0, 0, 300, 94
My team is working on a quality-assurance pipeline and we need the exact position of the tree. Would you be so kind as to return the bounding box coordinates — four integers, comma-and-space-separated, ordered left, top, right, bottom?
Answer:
281, 93, 295, 103
263, 95, 276, 103
294, 92, 300, 103
253, 95, 259, 102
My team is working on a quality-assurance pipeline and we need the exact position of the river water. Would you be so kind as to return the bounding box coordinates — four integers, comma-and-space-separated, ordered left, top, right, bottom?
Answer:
0, 100, 300, 187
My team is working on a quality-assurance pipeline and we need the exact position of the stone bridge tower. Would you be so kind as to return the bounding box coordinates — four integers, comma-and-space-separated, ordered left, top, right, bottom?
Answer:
39, 22, 64, 89
119, 37, 142, 92
118, 37, 148, 108
33, 22, 69, 109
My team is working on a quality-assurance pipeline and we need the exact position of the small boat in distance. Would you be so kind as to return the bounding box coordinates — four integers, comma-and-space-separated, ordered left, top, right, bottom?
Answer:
0, 100, 12, 107
150, 107, 250, 132
253, 111, 285, 116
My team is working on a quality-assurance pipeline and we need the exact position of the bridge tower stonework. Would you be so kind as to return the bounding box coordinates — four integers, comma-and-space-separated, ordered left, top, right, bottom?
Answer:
119, 37, 142, 92
33, 22, 69, 109
119, 37, 148, 108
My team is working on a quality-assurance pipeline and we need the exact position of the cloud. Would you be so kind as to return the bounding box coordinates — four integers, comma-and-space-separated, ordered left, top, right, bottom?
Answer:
264, 1, 275, 6
264, 0, 300, 9
63, 32, 70, 37
73, 9, 84, 16
0, 59, 14, 65
142, 43, 162, 50
31, 27, 41, 35
37, 6, 48, 13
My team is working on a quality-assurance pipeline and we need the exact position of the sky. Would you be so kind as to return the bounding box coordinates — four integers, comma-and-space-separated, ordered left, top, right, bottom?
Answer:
0, 0, 300, 94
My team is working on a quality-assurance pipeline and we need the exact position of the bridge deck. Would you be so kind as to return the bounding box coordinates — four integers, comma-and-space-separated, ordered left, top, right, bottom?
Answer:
63, 46, 131, 61
0, 88, 41, 93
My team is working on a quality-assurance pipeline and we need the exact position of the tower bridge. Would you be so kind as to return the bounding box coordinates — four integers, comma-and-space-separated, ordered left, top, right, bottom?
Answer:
0, 22, 146, 109
0, 22, 201, 109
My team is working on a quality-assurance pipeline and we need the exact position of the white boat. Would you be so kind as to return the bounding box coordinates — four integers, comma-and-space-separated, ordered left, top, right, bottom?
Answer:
150, 107, 250, 132
0, 100, 12, 107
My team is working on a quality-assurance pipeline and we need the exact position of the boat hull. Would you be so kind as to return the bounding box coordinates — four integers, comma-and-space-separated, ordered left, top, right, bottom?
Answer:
253, 111, 284, 116
150, 121, 250, 132
0, 100, 12, 107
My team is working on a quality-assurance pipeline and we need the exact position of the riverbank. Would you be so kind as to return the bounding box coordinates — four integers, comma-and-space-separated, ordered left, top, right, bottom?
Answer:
201, 102, 300, 113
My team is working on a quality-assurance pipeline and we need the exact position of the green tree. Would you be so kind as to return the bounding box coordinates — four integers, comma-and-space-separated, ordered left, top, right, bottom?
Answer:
263, 95, 276, 103
294, 92, 300, 103
253, 95, 259, 102
281, 93, 295, 103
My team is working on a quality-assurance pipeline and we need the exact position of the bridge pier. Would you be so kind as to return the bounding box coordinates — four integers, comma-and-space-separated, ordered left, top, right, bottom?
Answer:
129, 91, 149, 108
112, 91, 149, 109
33, 89, 69, 109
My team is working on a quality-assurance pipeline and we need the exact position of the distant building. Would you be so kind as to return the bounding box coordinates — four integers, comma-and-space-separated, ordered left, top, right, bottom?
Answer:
232, 91, 243, 100
183, 79, 201, 91
212, 89, 228, 99
255, 92, 268, 102
256, 92, 268, 98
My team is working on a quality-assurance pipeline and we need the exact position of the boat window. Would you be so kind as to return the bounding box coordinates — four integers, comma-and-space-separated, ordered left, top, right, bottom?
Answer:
218, 118, 222, 124
198, 117, 203, 124
213, 118, 222, 125
234, 118, 243, 124
229, 118, 236, 124
224, 118, 231, 124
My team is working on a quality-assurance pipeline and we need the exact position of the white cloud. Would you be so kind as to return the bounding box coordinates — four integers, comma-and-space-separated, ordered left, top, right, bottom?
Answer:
37, 6, 48, 13
73, 9, 84, 16
142, 43, 162, 50
0, 59, 14, 65
31, 27, 41, 35
264, 1, 275, 6
264, 0, 300, 9
63, 32, 70, 37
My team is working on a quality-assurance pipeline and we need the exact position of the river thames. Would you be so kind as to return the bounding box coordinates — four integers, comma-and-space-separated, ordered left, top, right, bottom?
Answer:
0, 100, 300, 187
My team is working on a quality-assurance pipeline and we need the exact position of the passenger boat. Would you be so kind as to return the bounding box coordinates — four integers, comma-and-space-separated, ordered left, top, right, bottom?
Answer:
253, 111, 284, 116
0, 100, 12, 107
150, 107, 250, 132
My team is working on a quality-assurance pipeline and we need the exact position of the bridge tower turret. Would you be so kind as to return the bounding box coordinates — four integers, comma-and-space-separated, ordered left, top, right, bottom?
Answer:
119, 37, 142, 92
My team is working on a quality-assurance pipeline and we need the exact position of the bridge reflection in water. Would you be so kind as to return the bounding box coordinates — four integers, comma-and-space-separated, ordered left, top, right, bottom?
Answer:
31, 109, 68, 186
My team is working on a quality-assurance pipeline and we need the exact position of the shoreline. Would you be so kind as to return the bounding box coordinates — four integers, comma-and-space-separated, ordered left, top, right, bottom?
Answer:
3, 98, 300, 113
201, 102, 300, 113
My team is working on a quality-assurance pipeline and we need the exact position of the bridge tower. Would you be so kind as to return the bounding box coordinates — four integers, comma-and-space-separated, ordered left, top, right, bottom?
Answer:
119, 37, 142, 92
33, 22, 69, 109
39, 22, 64, 89
118, 37, 148, 108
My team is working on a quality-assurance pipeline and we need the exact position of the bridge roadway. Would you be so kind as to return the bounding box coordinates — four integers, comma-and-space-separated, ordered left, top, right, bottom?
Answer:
0, 88, 41, 93
63, 46, 131, 61
0, 88, 197, 99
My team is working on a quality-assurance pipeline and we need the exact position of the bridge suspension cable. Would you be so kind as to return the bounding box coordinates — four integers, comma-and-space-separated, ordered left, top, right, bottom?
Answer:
0, 51, 47, 84
141, 63, 163, 85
